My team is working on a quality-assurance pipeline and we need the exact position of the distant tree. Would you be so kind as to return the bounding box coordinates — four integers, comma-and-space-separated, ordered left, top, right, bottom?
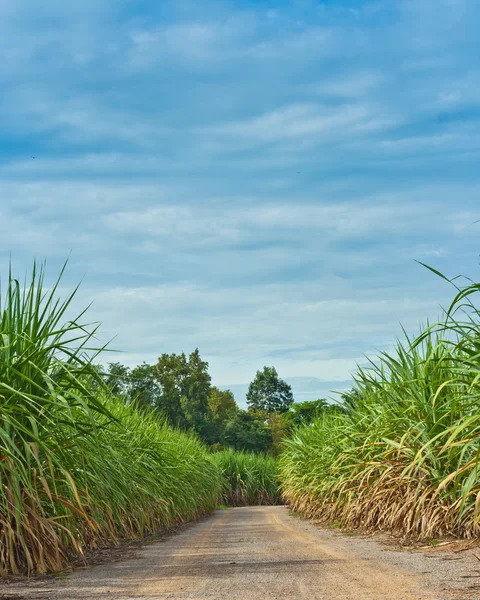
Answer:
205, 388, 239, 448
154, 352, 189, 427
284, 399, 329, 428
90, 355, 294, 454
154, 349, 212, 431
246, 366, 294, 413
260, 410, 290, 456
208, 387, 238, 421
86, 363, 107, 389
223, 410, 273, 453
129, 362, 161, 409
181, 348, 212, 426
105, 362, 130, 396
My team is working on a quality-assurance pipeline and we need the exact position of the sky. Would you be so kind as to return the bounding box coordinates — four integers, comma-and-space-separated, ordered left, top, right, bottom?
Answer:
1, 0, 480, 406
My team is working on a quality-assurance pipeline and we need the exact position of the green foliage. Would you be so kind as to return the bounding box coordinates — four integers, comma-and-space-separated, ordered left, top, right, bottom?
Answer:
212, 449, 281, 506
246, 366, 294, 413
129, 362, 161, 409
100, 362, 161, 410
208, 387, 237, 421
261, 410, 291, 456
280, 275, 480, 540
283, 399, 329, 428
0, 262, 222, 575
104, 362, 130, 396
223, 410, 273, 453
100, 360, 280, 453
154, 349, 211, 430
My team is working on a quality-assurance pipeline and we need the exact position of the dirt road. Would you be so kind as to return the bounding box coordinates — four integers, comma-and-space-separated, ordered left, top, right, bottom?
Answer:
4, 506, 480, 600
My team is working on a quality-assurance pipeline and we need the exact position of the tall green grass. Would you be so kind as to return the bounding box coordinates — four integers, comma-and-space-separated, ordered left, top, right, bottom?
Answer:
280, 278, 480, 540
0, 262, 221, 575
212, 449, 280, 506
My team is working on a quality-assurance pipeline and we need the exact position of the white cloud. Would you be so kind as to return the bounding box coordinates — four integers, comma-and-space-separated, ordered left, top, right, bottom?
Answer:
1, 0, 480, 400
202, 102, 397, 144
100, 192, 465, 251
87, 277, 450, 391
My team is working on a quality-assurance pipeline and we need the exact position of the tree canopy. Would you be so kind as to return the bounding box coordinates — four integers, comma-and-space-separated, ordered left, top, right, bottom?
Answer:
96, 354, 315, 455
246, 366, 294, 413
223, 410, 273, 453
129, 362, 161, 409
208, 387, 237, 421
284, 399, 329, 427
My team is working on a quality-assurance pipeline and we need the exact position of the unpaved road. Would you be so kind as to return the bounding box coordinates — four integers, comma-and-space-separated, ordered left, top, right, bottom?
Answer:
4, 506, 480, 599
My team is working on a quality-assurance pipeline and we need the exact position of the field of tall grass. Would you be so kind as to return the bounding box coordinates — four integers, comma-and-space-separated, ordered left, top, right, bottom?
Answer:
212, 449, 280, 506
280, 275, 480, 540
0, 263, 221, 575
12, 256, 480, 573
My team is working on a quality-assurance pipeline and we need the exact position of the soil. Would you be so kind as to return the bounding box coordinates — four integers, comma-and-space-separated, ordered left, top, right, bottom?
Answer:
2, 506, 480, 599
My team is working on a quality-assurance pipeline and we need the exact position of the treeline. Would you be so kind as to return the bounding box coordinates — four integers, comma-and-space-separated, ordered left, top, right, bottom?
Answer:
97, 358, 340, 455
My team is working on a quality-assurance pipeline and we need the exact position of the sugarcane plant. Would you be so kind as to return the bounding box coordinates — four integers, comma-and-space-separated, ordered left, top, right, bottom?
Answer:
280, 274, 480, 540
0, 261, 222, 575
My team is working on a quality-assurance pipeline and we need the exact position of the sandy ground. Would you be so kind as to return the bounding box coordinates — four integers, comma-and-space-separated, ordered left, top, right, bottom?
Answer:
3, 506, 480, 600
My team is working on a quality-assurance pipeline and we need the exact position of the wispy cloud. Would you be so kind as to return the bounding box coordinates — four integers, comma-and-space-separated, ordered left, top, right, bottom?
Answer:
202, 102, 397, 145
1, 0, 480, 404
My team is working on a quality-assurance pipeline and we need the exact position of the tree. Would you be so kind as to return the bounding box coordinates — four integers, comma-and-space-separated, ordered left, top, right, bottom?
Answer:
261, 410, 290, 456
89, 355, 295, 453
105, 362, 130, 396
180, 348, 212, 426
153, 349, 212, 431
129, 362, 161, 410
246, 366, 294, 413
205, 387, 239, 449
284, 399, 329, 428
154, 352, 189, 427
208, 387, 237, 421
223, 410, 273, 453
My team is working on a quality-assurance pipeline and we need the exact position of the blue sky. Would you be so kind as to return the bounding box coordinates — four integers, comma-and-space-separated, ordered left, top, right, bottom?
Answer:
1, 0, 480, 405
